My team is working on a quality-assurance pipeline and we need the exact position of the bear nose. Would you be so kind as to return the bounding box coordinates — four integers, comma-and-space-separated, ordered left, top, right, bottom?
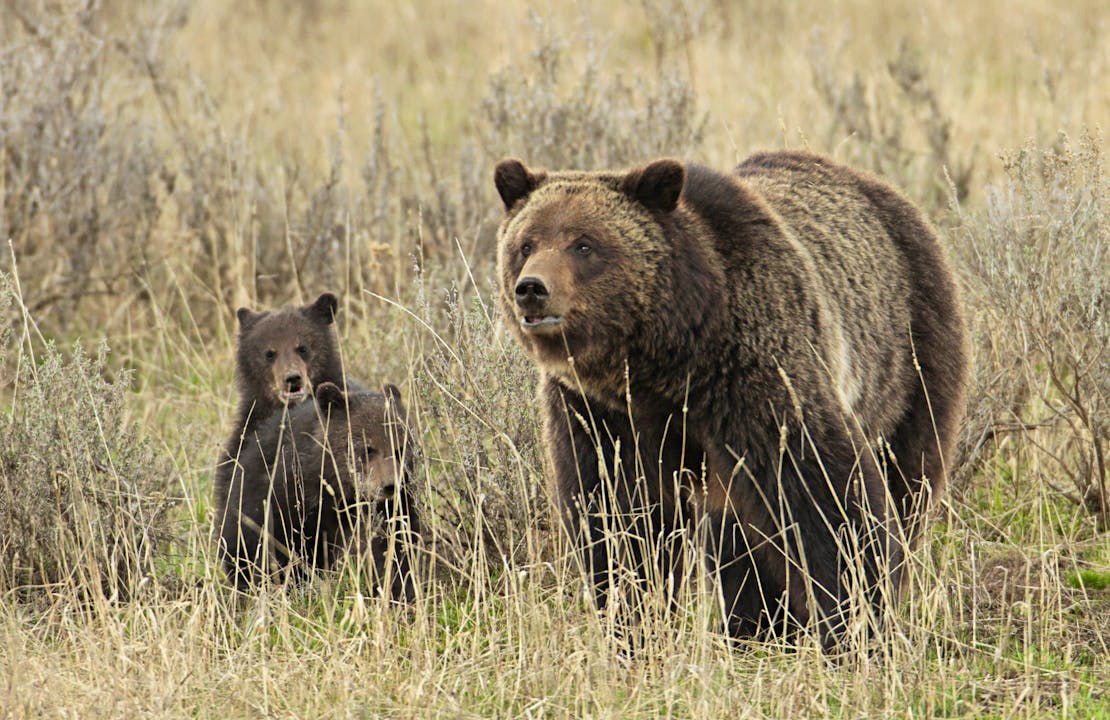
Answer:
514, 276, 549, 306
378, 478, 396, 500
285, 374, 303, 392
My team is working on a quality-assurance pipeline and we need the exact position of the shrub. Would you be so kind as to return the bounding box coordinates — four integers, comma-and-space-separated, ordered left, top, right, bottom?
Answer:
955, 131, 1108, 525
807, 32, 974, 209
0, 274, 175, 599
478, 11, 705, 171
401, 279, 547, 569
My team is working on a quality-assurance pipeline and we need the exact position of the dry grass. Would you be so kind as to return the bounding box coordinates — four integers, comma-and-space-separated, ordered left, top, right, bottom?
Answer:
1, 0, 1108, 717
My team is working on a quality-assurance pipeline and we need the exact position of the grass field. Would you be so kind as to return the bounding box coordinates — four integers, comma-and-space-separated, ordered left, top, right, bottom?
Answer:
1, 1, 1108, 717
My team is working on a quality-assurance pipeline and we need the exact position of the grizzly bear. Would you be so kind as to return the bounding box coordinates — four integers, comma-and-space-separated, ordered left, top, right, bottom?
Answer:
216, 382, 421, 599
215, 293, 348, 512
494, 151, 969, 646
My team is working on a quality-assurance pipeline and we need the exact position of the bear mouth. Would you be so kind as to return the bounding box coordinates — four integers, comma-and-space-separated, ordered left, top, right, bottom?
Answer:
520, 315, 564, 332
281, 388, 308, 403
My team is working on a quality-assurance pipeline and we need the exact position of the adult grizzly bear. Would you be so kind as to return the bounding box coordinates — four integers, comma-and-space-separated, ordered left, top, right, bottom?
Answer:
494, 151, 968, 645
216, 382, 421, 599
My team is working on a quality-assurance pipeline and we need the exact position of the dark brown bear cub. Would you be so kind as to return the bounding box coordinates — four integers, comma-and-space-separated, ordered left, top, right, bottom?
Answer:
494, 151, 968, 647
215, 293, 347, 516
216, 382, 421, 599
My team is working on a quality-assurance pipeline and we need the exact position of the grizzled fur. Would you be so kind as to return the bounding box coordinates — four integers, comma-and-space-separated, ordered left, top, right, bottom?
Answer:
216, 382, 421, 599
494, 151, 968, 645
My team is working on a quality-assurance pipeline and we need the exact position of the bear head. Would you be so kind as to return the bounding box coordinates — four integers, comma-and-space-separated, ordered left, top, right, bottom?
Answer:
303, 381, 414, 515
494, 158, 689, 393
235, 293, 343, 412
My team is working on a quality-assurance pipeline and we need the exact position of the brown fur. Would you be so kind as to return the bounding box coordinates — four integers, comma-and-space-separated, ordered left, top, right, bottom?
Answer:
214, 293, 347, 528
231, 293, 344, 434
215, 382, 420, 598
495, 151, 969, 646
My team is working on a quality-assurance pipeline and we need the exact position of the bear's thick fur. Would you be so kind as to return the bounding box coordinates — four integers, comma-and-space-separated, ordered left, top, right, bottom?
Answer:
215, 294, 347, 524
494, 151, 968, 644
215, 382, 420, 599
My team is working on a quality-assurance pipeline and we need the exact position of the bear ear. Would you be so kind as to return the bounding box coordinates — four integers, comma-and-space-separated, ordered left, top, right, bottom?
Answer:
236, 307, 263, 333
620, 159, 685, 213
494, 159, 542, 211
315, 381, 345, 409
305, 293, 338, 325
382, 383, 407, 414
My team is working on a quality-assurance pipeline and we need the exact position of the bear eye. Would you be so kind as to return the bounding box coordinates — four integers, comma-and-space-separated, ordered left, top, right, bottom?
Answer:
520, 242, 533, 258
296, 344, 309, 358
364, 446, 378, 461
264, 349, 276, 363
575, 240, 593, 256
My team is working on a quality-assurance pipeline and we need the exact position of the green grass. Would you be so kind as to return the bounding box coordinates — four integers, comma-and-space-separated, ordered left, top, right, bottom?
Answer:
1068, 570, 1110, 591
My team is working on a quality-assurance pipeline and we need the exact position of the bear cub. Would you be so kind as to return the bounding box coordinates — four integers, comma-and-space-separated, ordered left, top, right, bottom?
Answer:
216, 382, 421, 599
215, 293, 349, 521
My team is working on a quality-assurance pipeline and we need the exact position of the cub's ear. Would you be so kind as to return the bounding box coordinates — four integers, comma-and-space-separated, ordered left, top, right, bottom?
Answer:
305, 292, 339, 325
620, 159, 685, 213
236, 307, 263, 333
494, 159, 543, 211
314, 381, 345, 409
382, 383, 407, 415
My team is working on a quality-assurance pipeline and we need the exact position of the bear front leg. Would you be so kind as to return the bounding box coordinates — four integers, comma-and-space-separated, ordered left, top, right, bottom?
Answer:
366, 527, 418, 603
708, 428, 894, 648
544, 377, 672, 619
702, 507, 790, 639
374, 490, 422, 602
544, 378, 622, 610
216, 467, 269, 589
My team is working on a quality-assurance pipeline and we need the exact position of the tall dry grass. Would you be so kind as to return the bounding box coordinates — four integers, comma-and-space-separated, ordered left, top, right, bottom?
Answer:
1, 0, 1108, 717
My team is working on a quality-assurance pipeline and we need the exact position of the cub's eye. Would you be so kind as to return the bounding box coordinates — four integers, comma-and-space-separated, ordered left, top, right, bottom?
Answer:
296, 345, 309, 358
264, 349, 276, 363
520, 242, 533, 258
575, 241, 593, 256
364, 446, 378, 461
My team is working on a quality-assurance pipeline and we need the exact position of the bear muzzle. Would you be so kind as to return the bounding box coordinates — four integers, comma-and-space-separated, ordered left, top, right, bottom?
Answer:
282, 373, 308, 403
356, 458, 400, 504
514, 276, 565, 333
273, 361, 311, 404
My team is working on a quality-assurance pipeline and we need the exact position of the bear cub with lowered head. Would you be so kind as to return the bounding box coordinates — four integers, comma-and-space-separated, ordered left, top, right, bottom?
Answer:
216, 382, 420, 598
494, 151, 968, 647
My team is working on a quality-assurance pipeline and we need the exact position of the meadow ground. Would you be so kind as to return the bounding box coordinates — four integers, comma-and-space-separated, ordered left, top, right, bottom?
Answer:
1, 1, 1108, 717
